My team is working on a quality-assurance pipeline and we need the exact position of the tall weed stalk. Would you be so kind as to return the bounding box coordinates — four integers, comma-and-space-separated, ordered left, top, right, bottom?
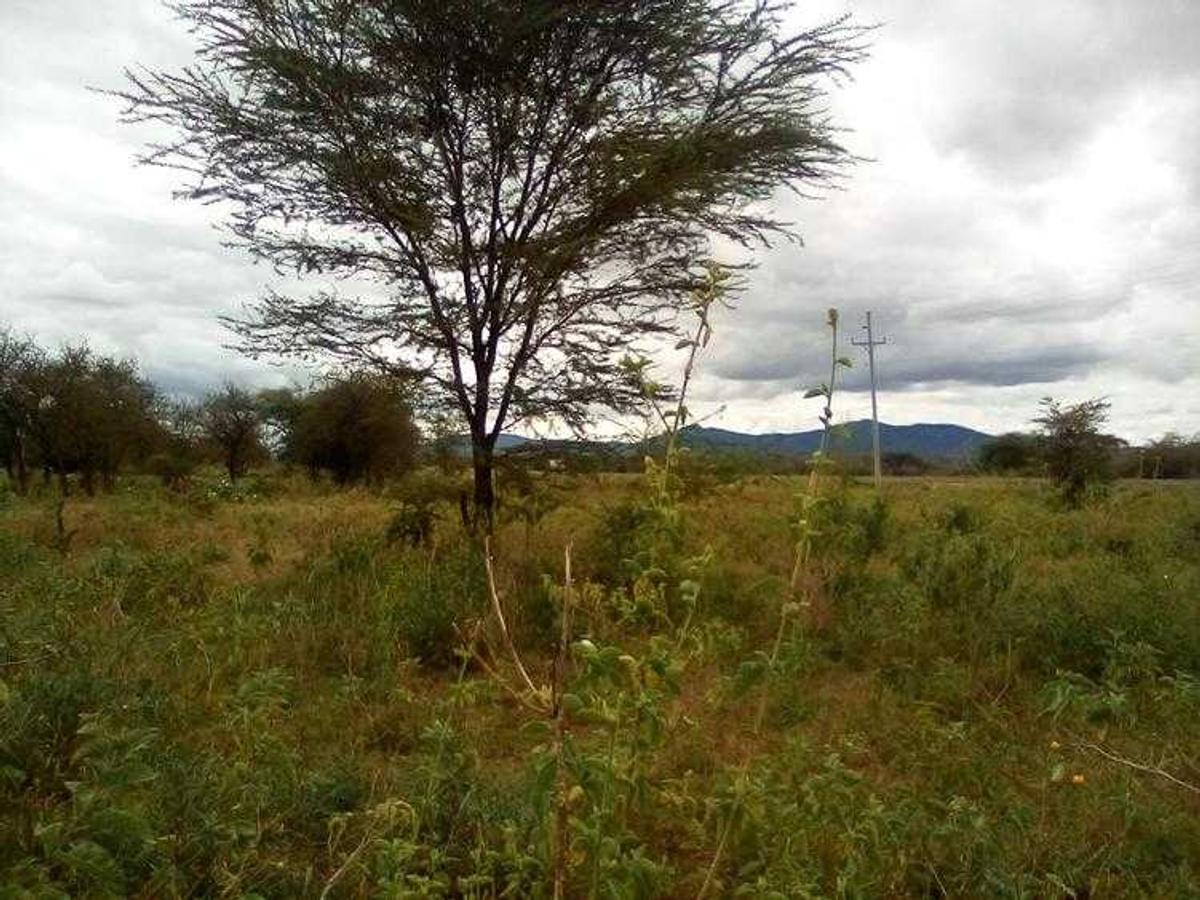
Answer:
698, 308, 851, 898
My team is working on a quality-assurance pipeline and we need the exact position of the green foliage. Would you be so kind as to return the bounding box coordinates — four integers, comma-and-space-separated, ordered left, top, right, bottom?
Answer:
386, 502, 436, 548
1, 468, 1199, 896
560, 636, 680, 898
201, 383, 266, 483
286, 374, 419, 486
388, 550, 485, 669
1035, 397, 1120, 507
901, 528, 1015, 614
116, 1, 867, 525
1138, 432, 1200, 479
977, 431, 1039, 473
0, 334, 160, 496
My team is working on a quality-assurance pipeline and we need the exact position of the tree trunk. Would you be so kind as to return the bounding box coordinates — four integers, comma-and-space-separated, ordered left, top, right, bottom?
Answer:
471, 443, 496, 533
14, 438, 29, 495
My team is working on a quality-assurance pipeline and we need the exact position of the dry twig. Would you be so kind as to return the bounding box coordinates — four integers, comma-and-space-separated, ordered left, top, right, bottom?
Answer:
1075, 739, 1200, 795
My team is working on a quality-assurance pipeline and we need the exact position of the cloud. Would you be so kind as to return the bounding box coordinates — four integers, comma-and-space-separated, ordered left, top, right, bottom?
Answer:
683, 0, 1200, 440
0, 0, 1197, 442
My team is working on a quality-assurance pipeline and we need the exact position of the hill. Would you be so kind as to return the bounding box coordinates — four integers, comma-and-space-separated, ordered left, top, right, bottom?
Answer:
484, 420, 991, 460
677, 420, 991, 459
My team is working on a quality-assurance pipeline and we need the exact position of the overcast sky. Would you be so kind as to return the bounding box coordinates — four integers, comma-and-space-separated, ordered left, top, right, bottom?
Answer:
2, 0, 1197, 442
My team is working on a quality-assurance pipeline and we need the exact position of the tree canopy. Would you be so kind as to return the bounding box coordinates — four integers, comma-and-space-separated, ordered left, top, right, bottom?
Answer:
1034, 397, 1121, 507
287, 373, 420, 485
0, 334, 160, 495
977, 432, 1038, 474
201, 384, 265, 482
113, 0, 867, 522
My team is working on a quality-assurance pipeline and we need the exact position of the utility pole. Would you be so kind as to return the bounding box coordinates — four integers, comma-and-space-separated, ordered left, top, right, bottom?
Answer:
851, 311, 888, 490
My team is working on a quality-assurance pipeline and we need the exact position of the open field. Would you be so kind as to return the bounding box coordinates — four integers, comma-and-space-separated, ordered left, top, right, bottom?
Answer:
2, 471, 1199, 897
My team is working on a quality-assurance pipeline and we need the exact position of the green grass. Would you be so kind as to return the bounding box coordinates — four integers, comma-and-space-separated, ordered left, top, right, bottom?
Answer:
2, 471, 1198, 897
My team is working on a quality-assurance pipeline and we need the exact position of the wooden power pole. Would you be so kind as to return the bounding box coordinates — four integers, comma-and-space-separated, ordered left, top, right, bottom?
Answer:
851, 311, 888, 489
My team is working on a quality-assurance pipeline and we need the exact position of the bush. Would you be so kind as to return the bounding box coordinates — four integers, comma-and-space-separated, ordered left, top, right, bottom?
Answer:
588, 498, 665, 585
146, 450, 197, 491
388, 548, 485, 668
288, 374, 419, 486
387, 502, 436, 548
976, 432, 1038, 473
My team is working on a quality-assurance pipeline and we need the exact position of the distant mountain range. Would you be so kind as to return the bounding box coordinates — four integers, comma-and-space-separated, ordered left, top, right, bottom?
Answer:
676, 420, 991, 458
486, 420, 992, 460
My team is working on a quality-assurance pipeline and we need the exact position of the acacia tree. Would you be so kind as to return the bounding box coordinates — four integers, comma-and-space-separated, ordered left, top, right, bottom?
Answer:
977, 432, 1038, 474
149, 397, 207, 490
201, 384, 265, 482
289, 374, 419, 485
18, 345, 160, 496
114, 0, 866, 525
1034, 397, 1121, 507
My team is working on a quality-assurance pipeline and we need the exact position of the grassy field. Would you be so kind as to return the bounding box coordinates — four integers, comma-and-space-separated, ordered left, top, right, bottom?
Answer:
2, 469, 1199, 897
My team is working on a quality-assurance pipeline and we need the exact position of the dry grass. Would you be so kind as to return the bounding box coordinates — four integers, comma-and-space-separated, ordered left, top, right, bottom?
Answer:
2, 469, 1198, 896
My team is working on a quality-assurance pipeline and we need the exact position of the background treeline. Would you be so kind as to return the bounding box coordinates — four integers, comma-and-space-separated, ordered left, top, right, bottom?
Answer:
4, 328, 1198, 495
0, 329, 418, 495
977, 430, 1200, 480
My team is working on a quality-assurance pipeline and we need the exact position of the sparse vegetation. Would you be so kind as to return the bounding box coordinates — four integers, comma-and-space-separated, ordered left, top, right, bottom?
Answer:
1, 4, 1195, 894
2, 306, 1199, 896
2, 463, 1198, 897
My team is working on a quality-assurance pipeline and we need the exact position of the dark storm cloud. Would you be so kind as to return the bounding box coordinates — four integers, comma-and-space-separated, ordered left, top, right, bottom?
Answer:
711, 317, 1106, 389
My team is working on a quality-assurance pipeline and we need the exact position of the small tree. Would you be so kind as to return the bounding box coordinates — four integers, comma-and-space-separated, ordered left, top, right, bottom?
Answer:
112, 0, 868, 528
1033, 397, 1119, 506
201, 384, 264, 482
289, 374, 419, 485
22, 345, 159, 495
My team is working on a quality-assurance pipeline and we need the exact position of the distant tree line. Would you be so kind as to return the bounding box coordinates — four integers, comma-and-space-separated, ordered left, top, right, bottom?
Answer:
4, 327, 1196, 497
0, 328, 418, 495
976, 397, 1200, 503
978, 419, 1199, 479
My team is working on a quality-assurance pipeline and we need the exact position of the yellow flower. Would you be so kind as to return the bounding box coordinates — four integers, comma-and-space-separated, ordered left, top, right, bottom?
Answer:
1050, 740, 1061, 751
1071, 774, 1086, 785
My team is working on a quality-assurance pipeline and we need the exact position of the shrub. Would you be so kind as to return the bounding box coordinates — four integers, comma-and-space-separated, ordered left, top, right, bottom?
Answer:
386, 502, 436, 548
588, 498, 663, 584
0, 667, 111, 799
1034, 397, 1120, 507
388, 549, 484, 668
976, 432, 1038, 473
288, 374, 419, 486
